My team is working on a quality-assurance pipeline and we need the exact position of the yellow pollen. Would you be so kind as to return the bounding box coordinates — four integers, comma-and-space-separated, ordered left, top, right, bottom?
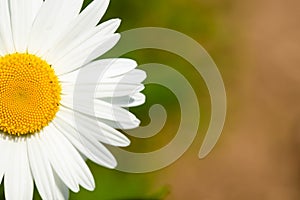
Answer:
0, 53, 61, 136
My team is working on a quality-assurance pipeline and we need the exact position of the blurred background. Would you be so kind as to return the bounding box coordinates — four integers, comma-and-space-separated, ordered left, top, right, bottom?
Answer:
1, 0, 299, 199
76, 0, 300, 199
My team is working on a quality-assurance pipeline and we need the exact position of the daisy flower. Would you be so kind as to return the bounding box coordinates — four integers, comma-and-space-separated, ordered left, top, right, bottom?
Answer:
0, 0, 145, 199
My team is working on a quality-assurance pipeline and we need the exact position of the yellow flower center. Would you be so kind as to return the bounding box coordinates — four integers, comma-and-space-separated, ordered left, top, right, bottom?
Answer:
0, 53, 61, 136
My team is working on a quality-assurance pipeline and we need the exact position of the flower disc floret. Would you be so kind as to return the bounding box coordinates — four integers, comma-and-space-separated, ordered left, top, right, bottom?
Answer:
0, 53, 61, 136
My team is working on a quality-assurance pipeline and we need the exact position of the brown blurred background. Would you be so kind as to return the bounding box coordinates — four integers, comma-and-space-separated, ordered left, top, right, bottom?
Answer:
160, 0, 300, 199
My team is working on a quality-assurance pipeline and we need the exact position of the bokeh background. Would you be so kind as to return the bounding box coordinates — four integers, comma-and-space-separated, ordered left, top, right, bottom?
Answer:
1, 0, 300, 199
79, 0, 300, 199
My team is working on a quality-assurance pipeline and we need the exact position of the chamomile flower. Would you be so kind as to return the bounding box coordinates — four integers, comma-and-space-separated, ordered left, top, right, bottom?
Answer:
0, 0, 145, 199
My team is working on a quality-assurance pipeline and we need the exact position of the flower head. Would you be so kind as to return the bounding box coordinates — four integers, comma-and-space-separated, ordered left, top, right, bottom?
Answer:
0, 0, 145, 199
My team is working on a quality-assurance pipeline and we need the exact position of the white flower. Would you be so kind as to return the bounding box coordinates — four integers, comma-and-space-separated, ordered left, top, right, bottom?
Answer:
0, 0, 145, 199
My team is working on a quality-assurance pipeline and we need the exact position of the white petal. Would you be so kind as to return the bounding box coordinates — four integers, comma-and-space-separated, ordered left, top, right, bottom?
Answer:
85, 33, 120, 64
61, 96, 140, 129
58, 58, 138, 84
59, 59, 144, 99
0, 37, 6, 56
27, 134, 57, 200
0, 135, 9, 183
102, 69, 147, 84
95, 81, 144, 98
97, 119, 140, 129
46, 0, 109, 58
101, 92, 146, 107
46, 18, 121, 64
28, 0, 83, 55
88, 58, 138, 78
53, 172, 70, 200
9, 0, 42, 52
53, 34, 120, 75
42, 124, 95, 192
30, 0, 43, 19
62, 82, 144, 99
39, 129, 78, 192
4, 139, 33, 200
57, 107, 130, 147
92, 70, 147, 97
53, 116, 117, 168
0, 0, 15, 53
